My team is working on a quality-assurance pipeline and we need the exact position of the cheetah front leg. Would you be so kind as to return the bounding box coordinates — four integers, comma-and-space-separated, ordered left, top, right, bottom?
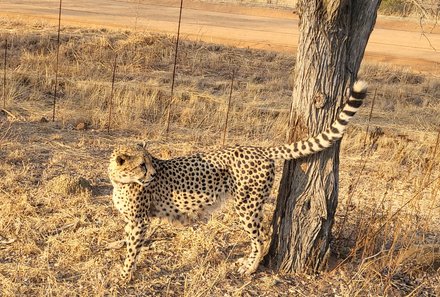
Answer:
120, 218, 147, 282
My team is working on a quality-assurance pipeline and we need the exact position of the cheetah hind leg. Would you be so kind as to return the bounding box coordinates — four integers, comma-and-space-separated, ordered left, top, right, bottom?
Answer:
236, 238, 264, 275
234, 194, 265, 275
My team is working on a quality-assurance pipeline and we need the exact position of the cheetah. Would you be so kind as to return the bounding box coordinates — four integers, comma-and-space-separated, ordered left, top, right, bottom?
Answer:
108, 81, 368, 282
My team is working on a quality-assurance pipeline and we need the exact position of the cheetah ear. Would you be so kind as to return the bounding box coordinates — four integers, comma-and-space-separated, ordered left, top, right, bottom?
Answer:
116, 154, 127, 166
137, 141, 148, 150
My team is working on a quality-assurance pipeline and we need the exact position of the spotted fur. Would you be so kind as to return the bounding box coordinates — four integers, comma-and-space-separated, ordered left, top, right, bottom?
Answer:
108, 81, 368, 281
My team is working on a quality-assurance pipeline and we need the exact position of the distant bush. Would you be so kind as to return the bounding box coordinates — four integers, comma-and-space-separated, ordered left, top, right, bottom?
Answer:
379, 0, 411, 16
379, 0, 439, 18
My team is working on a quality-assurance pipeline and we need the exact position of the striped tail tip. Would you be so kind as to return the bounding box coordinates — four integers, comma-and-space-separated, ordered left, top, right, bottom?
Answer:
352, 80, 368, 99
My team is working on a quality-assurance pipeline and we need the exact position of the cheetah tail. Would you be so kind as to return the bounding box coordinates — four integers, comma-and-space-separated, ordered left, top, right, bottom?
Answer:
264, 80, 368, 160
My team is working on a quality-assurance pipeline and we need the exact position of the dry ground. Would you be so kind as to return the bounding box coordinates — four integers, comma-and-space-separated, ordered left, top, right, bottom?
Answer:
0, 18, 440, 296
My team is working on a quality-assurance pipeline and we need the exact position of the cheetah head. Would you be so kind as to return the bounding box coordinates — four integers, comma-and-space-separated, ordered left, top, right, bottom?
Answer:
108, 143, 156, 186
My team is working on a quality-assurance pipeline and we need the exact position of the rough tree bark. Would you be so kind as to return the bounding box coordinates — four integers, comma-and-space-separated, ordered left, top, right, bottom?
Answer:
264, 0, 381, 273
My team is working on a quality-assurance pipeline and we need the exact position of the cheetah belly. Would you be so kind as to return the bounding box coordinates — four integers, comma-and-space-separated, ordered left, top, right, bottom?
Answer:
149, 178, 230, 223
174, 189, 228, 214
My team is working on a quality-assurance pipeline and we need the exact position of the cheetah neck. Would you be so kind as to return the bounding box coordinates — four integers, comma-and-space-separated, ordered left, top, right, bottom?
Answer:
110, 179, 126, 190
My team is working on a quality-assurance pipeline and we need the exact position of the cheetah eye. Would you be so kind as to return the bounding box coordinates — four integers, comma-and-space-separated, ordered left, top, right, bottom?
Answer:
140, 162, 146, 170
116, 156, 125, 166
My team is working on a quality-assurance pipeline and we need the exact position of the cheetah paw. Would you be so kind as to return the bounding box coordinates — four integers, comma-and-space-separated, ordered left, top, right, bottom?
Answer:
118, 271, 133, 286
235, 257, 258, 276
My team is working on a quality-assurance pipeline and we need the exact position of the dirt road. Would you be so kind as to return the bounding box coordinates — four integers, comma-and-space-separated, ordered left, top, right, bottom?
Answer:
1, 0, 439, 74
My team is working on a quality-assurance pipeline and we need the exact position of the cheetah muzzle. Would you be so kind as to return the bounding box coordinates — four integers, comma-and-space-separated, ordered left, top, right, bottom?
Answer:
108, 81, 368, 282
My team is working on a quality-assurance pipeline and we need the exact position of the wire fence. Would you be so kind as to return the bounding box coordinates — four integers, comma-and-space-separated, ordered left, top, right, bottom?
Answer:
52, 0, 63, 122
2, 37, 6, 109
0, 1, 297, 144
0, 0, 438, 144
165, 0, 184, 135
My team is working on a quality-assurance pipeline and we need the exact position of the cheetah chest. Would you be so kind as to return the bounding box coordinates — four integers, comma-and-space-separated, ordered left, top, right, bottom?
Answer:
112, 190, 129, 215
112, 183, 149, 218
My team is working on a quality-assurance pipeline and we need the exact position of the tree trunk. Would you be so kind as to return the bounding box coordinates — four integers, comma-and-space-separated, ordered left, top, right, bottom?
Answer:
264, 0, 381, 273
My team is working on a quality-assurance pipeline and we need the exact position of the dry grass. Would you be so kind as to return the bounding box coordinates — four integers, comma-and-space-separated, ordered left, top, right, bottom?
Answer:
0, 18, 439, 296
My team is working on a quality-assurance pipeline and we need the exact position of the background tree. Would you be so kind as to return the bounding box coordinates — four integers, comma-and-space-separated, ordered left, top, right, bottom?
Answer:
264, 0, 382, 273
